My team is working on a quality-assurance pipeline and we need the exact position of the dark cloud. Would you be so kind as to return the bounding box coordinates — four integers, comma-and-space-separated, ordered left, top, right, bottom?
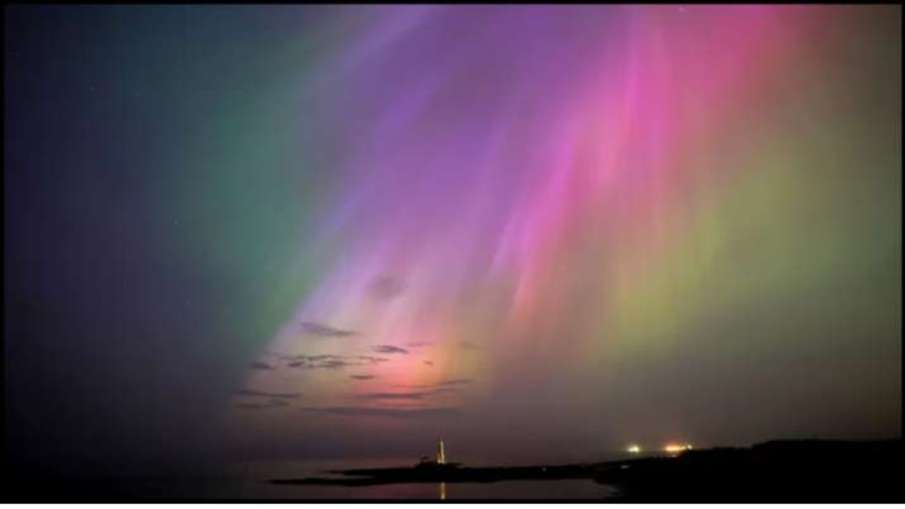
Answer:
459, 341, 480, 350
423, 360, 434, 366
299, 321, 355, 338
368, 276, 406, 300
360, 382, 472, 400
350, 374, 376, 380
261, 352, 305, 366
395, 378, 472, 390
286, 354, 389, 370
356, 392, 432, 400
286, 354, 346, 369
372, 345, 408, 355
249, 362, 274, 370
356, 356, 390, 364
299, 406, 460, 419
289, 359, 349, 369
234, 390, 298, 410
235, 389, 301, 399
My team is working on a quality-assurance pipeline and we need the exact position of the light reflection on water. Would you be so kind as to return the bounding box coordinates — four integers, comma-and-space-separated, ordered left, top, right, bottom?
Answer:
209, 459, 619, 500
237, 478, 619, 500
108, 475, 619, 500
67, 459, 619, 499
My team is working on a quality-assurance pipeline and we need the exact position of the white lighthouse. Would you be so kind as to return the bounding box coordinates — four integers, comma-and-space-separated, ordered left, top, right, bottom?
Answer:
436, 440, 446, 464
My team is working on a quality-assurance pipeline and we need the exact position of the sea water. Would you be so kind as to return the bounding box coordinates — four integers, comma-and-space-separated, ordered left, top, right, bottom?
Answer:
106, 458, 620, 500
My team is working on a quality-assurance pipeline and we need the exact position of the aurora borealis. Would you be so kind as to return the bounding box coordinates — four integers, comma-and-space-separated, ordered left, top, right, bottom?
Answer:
5, 5, 901, 476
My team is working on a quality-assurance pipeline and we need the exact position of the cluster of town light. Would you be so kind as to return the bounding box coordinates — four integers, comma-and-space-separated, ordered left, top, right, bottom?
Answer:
626, 443, 693, 454
663, 443, 694, 454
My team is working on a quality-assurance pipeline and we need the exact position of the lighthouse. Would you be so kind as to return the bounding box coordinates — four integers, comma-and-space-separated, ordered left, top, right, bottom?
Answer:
436, 440, 446, 465
415, 440, 459, 469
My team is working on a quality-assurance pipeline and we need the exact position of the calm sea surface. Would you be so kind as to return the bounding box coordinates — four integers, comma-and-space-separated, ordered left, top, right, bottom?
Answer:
115, 458, 621, 500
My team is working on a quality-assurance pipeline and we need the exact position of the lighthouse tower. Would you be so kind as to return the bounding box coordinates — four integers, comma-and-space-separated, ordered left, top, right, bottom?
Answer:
436, 440, 446, 465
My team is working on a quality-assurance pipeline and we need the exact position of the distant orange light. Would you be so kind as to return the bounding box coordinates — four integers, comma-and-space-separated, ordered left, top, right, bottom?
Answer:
663, 443, 693, 454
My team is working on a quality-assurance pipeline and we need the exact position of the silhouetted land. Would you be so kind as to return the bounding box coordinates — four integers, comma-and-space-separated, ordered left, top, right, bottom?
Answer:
6, 439, 901, 501
596, 439, 902, 502
272, 439, 903, 502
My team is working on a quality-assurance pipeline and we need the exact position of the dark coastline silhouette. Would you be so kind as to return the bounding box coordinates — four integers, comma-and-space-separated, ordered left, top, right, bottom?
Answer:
271, 439, 903, 502
5, 439, 901, 501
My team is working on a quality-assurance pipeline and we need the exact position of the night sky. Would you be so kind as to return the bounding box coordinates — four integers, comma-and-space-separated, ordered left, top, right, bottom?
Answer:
5, 5, 901, 478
